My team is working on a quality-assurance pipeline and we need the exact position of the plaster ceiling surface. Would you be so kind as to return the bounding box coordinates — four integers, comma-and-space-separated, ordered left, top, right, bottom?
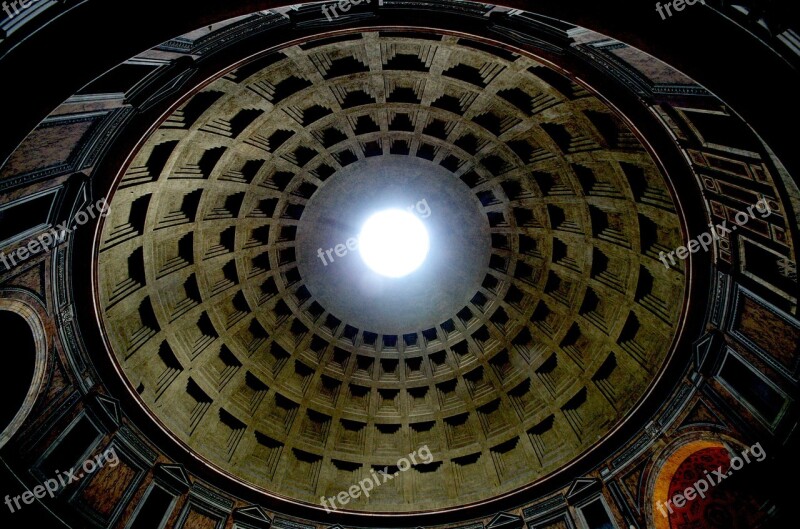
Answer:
96, 30, 687, 512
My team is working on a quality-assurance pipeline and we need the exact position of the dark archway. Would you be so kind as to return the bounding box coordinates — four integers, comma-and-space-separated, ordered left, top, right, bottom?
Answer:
0, 310, 37, 436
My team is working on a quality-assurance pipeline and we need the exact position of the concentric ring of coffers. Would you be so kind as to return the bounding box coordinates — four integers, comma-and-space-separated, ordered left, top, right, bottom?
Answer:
97, 30, 685, 512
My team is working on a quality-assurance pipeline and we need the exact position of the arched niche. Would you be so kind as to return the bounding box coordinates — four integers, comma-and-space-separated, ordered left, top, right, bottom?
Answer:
0, 298, 48, 450
647, 435, 771, 529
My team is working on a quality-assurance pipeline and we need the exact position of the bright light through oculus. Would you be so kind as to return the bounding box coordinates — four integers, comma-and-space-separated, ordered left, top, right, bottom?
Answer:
358, 209, 430, 278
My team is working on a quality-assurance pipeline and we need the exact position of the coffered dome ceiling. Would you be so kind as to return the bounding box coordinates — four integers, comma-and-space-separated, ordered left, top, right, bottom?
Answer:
97, 31, 686, 512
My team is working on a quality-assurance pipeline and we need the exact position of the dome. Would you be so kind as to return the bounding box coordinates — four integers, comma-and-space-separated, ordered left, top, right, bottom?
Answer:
0, 2, 797, 528
96, 32, 685, 513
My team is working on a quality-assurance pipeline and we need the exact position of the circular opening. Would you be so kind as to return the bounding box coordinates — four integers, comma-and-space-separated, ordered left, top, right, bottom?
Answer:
358, 209, 430, 278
